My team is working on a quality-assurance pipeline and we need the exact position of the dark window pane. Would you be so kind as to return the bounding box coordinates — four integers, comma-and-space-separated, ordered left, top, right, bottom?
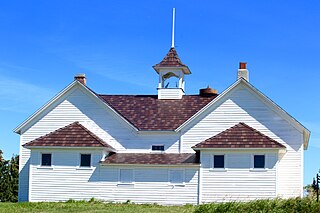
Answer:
152, 145, 164, 151
41, 154, 51, 166
214, 155, 224, 168
81, 154, 91, 167
254, 155, 265, 168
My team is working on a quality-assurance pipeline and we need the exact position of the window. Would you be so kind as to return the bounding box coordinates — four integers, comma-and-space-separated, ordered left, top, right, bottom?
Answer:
80, 154, 91, 167
213, 155, 224, 168
152, 145, 165, 151
120, 169, 133, 183
41, 153, 52, 166
254, 155, 265, 168
169, 170, 184, 184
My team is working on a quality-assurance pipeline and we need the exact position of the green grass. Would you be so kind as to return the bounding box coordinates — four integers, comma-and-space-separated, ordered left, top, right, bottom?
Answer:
0, 201, 194, 213
1, 198, 320, 213
195, 197, 320, 213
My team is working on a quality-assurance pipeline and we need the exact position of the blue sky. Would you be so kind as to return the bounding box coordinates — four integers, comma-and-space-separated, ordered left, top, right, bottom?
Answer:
0, 1, 319, 185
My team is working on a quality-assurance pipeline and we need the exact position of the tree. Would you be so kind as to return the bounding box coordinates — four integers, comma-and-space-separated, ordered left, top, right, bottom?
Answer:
0, 149, 19, 202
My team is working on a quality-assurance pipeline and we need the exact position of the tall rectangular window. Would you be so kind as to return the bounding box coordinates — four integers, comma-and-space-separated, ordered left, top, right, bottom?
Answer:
80, 154, 91, 167
169, 170, 184, 184
213, 155, 224, 168
120, 169, 133, 183
254, 155, 265, 168
41, 153, 52, 166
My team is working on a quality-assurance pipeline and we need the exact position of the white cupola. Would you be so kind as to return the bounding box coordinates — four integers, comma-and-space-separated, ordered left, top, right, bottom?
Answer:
153, 47, 191, 99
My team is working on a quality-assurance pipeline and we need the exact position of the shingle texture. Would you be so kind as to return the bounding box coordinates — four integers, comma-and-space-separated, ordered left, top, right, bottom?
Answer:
24, 122, 114, 148
193, 122, 286, 149
102, 153, 199, 165
98, 95, 217, 131
153, 47, 188, 68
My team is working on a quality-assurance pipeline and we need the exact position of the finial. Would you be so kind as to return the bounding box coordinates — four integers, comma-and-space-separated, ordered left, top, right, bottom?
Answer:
171, 8, 175, 48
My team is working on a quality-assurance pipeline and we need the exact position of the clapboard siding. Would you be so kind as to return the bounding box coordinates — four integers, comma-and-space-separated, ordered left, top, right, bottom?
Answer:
182, 85, 303, 198
19, 81, 305, 203
200, 151, 277, 202
19, 86, 181, 201
29, 149, 198, 204
98, 167, 198, 205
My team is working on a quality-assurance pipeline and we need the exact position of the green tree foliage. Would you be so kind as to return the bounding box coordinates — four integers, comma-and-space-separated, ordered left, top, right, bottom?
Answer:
0, 149, 19, 202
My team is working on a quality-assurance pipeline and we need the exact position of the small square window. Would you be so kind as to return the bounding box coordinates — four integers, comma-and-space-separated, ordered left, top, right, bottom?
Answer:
214, 155, 224, 168
254, 155, 265, 168
120, 169, 133, 183
152, 145, 164, 151
41, 153, 52, 166
169, 170, 184, 184
80, 154, 91, 167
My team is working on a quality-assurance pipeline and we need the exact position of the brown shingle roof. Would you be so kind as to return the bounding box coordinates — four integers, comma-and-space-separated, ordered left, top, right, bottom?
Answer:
24, 122, 114, 149
153, 47, 191, 74
101, 153, 199, 165
98, 95, 217, 131
193, 122, 286, 149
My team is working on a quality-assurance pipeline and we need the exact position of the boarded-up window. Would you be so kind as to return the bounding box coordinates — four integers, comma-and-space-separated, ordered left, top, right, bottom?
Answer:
120, 169, 134, 183
169, 170, 184, 184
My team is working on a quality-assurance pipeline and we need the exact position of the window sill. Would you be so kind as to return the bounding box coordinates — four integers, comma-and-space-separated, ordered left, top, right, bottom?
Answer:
209, 168, 227, 172
117, 183, 135, 187
76, 167, 94, 170
249, 168, 268, 172
37, 166, 53, 170
168, 183, 185, 187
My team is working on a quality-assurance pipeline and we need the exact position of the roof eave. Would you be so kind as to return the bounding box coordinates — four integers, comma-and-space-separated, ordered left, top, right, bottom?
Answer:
152, 65, 191, 74
14, 81, 79, 134
23, 145, 108, 150
176, 78, 311, 149
100, 163, 200, 167
192, 147, 286, 151
14, 80, 139, 135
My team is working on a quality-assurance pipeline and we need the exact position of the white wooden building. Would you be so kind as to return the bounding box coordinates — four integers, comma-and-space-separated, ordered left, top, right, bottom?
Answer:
15, 47, 310, 204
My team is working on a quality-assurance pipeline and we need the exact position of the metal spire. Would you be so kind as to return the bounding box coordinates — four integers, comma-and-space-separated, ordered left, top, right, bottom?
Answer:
171, 8, 175, 48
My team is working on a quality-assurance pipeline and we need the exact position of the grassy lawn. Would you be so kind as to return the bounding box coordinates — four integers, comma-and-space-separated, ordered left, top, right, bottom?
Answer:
0, 201, 195, 213
1, 198, 320, 213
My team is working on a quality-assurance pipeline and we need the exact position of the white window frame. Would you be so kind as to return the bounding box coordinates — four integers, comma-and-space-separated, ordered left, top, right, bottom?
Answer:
80, 153, 92, 167
118, 168, 135, 185
40, 153, 52, 167
151, 144, 165, 152
210, 154, 227, 171
250, 154, 267, 171
168, 169, 185, 185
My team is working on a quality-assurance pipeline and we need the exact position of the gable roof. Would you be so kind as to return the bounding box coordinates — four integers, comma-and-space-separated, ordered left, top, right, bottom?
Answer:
153, 47, 191, 74
14, 77, 310, 149
23, 122, 114, 149
193, 122, 286, 149
98, 94, 217, 131
176, 78, 310, 149
101, 153, 199, 165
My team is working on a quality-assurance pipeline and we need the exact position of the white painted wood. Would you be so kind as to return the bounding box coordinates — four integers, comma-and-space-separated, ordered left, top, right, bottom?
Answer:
200, 150, 277, 202
28, 148, 198, 205
18, 86, 181, 201
181, 85, 304, 199
158, 88, 184, 99
18, 78, 306, 203
182, 84, 303, 197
